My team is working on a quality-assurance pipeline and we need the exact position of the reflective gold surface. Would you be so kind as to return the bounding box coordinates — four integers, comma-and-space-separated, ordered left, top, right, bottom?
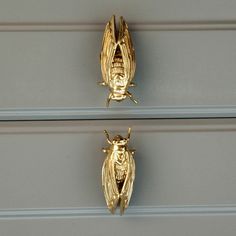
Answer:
102, 128, 135, 215
99, 15, 137, 107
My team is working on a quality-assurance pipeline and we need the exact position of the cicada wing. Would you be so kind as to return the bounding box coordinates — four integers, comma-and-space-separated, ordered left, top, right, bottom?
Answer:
120, 151, 135, 215
100, 15, 117, 85
118, 17, 136, 85
102, 152, 119, 214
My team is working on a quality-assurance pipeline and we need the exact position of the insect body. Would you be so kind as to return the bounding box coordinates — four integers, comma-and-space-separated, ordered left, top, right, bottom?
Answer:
99, 15, 137, 107
102, 128, 135, 215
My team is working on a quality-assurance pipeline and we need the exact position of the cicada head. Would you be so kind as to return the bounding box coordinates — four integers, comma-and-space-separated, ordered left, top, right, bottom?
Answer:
104, 128, 131, 146
112, 134, 129, 146
107, 88, 137, 107
109, 91, 127, 102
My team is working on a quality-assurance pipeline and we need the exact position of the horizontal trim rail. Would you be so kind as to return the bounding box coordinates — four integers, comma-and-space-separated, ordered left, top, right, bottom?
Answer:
0, 21, 236, 31
0, 205, 236, 219
0, 106, 236, 121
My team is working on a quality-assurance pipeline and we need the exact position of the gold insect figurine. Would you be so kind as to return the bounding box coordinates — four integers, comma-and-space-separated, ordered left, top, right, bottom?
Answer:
99, 15, 137, 107
102, 128, 135, 215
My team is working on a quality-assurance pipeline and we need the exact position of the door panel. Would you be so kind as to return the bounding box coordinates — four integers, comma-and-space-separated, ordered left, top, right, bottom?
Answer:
0, 215, 236, 236
0, 119, 236, 209
1, 0, 236, 234
0, 31, 236, 109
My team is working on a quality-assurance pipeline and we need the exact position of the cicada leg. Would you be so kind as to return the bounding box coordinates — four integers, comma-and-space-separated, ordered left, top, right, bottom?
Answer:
129, 149, 136, 155
129, 82, 136, 87
98, 81, 106, 86
102, 148, 109, 153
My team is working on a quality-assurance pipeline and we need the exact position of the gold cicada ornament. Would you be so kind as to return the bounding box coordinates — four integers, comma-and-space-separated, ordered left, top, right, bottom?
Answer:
99, 15, 137, 107
102, 128, 135, 215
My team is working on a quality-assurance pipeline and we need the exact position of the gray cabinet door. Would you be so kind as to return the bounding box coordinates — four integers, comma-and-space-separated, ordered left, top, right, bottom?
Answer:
0, 1, 236, 235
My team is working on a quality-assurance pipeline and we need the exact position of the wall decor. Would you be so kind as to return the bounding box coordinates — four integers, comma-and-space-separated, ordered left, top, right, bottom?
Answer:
99, 15, 137, 107
101, 128, 135, 215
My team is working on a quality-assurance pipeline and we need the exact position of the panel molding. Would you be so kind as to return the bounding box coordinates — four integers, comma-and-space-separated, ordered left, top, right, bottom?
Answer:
0, 106, 236, 121
0, 21, 236, 31
0, 118, 236, 135
1, 205, 236, 219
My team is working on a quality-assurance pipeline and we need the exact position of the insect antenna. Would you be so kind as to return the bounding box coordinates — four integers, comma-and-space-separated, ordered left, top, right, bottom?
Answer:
126, 91, 138, 104
127, 127, 131, 141
104, 130, 112, 144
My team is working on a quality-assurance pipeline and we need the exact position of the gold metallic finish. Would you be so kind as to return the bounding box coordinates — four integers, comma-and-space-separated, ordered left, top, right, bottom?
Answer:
99, 15, 137, 107
102, 128, 135, 215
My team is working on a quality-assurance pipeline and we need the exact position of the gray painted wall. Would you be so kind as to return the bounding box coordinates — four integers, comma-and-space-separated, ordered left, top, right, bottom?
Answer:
0, 0, 236, 235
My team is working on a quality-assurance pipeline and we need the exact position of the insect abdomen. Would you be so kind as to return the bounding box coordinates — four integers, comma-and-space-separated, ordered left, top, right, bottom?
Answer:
111, 58, 124, 76
114, 162, 127, 183
111, 46, 124, 76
